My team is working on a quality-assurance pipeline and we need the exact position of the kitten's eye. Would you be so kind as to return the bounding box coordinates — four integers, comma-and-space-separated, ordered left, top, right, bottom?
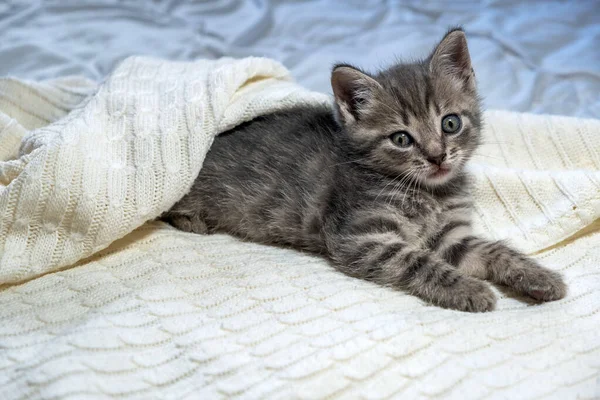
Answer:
390, 132, 413, 148
442, 114, 462, 134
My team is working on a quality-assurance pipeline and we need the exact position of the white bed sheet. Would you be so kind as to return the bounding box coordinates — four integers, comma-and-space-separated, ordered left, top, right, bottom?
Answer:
0, 0, 599, 118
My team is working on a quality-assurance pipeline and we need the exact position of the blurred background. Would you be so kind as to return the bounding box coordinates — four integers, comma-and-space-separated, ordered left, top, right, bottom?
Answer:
1, 0, 598, 118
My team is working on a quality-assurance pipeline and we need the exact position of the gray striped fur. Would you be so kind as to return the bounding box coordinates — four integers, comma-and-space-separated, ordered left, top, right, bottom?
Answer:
164, 29, 566, 312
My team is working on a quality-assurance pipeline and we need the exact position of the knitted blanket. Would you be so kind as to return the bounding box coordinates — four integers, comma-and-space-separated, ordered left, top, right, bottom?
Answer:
0, 56, 329, 284
0, 57, 599, 399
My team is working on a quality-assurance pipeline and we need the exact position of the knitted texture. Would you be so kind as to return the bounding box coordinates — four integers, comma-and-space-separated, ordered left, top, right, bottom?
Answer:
0, 56, 329, 284
0, 223, 599, 400
0, 58, 599, 399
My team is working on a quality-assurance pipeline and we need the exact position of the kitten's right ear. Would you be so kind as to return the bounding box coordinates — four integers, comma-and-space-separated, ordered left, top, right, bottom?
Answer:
331, 65, 381, 125
429, 28, 475, 90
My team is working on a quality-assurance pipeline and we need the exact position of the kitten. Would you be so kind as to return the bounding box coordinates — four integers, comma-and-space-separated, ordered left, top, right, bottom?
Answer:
163, 29, 566, 312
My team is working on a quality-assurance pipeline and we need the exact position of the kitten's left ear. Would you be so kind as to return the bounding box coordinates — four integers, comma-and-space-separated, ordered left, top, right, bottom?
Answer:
331, 64, 382, 126
429, 28, 475, 90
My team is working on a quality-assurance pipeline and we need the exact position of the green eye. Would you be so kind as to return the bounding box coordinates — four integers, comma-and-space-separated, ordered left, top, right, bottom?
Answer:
390, 132, 413, 148
442, 114, 462, 134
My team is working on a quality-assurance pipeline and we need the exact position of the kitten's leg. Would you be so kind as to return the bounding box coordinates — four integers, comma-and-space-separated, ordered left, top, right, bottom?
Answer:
163, 213, 208, 234
329, 234, 496, 312
442, 237, 566, 301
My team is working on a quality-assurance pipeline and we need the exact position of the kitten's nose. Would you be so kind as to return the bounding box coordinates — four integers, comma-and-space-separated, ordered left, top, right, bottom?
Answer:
427, 153, 447, 166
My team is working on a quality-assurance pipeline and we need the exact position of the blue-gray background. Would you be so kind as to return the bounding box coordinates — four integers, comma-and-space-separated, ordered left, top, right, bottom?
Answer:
1, 0, 598, 118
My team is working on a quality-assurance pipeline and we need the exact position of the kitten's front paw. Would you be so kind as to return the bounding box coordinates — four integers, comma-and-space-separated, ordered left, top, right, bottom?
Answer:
165, 214, 208, 234
505, 262, 567, 302
438, 277, 496, 313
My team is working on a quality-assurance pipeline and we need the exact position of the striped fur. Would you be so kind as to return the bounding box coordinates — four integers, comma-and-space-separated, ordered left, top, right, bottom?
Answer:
165, 29, 566, 312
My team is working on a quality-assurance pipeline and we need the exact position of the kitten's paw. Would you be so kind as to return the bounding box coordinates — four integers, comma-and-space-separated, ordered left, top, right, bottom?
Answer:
505, 264, 567, 302
169, 215, 192, 232
438, 277, 496, 313
166, 214, 208, 234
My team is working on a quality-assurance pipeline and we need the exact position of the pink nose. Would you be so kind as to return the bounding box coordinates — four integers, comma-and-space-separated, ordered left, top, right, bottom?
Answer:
427, 153, 446, 166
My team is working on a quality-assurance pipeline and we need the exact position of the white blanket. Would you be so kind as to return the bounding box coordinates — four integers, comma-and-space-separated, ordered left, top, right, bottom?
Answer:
0, 57, 599, 399
0, 56, 328, 284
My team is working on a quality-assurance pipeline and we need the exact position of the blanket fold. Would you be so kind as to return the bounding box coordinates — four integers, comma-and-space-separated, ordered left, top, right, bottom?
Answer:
0, 56, 329, 284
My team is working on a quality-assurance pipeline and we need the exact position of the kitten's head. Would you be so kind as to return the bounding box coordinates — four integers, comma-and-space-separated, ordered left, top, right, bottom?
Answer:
331, 28, 482, 187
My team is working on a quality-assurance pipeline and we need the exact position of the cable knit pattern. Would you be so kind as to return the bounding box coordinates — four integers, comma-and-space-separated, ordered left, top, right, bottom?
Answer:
0, 57, 599, 399
0, 56, 329, 285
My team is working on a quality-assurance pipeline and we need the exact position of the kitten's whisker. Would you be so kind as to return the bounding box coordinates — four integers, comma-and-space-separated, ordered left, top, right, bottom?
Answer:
391, 171, 415, 207
416, 172, 424, 206
375, 172, 403, 203
471, 153, 504, 161
400, 169, 418, 207
387, 171, 414, 207
377, 100, 403, 116
385, 174, 408, 207
479, 140, 513, 146
328, 157, 370, 167
413, 171, 423, 206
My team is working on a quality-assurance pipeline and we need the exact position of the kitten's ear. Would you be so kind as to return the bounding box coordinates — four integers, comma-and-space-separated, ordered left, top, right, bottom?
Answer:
429, 28, 475, 89
331, 65, 381, 125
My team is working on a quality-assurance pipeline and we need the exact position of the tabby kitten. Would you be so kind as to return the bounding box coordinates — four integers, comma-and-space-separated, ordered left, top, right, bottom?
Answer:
164, 29, 566, 312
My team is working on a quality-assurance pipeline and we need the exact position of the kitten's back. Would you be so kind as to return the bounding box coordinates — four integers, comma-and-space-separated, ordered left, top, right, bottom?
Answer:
171, 104, 339, 251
